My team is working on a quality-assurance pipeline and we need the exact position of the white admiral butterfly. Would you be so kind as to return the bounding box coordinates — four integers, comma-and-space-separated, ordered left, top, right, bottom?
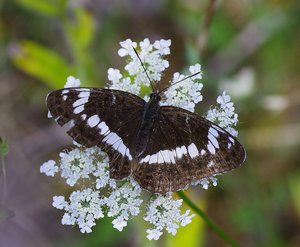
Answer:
46, 85, 246, 193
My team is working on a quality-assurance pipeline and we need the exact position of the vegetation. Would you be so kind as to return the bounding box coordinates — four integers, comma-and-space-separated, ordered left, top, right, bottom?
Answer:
0, 0, 299, 246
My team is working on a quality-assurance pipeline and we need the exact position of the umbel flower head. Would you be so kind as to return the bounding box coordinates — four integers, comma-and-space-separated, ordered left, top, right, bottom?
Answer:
41, 38, 240, 240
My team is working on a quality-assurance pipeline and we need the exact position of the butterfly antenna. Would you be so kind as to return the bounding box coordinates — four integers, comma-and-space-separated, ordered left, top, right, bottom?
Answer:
132, 47, 155, 92
159, 71, 201, 95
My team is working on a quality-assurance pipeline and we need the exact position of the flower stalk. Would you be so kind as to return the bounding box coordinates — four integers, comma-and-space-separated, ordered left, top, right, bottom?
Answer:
177, 191, 240, 247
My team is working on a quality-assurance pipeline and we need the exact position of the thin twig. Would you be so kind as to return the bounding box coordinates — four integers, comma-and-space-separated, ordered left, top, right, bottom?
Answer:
197, 0, 218, 55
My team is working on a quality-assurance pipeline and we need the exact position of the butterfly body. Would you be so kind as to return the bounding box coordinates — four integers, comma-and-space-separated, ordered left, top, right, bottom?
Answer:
135, 93, 161, 157
47, 87, 246, 194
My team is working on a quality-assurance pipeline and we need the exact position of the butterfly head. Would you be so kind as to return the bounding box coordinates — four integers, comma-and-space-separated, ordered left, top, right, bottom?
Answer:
149, 93, 161, 102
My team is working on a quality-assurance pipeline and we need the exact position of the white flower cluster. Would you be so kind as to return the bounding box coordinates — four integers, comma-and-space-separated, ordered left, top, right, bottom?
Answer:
42, 145, 143, 234
144, 194, 194, 240
42, 39, 240, 240
192, 176, 218, 189
64, 75, 81, 88
52, 189, 104, 233
59, 148, 96, 186
109, 38, 203, 112
105, 179, 142, 231
161, 64, 203, 112
40, 160, 58, 177
108, 38, 171, 95
206, 91, 239, 137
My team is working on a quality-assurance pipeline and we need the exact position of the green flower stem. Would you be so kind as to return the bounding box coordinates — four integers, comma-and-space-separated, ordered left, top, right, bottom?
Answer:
1, 156, 7, 203
177, 191, 240, 247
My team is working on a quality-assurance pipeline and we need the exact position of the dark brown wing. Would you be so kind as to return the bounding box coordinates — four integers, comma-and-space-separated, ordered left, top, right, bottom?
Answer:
46, 87, 145, 179
133, 106, 246, 193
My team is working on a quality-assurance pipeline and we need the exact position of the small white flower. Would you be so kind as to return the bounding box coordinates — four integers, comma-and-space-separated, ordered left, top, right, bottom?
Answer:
108, 68, 122, 83
64, 76, 81, 88
52, 195, 68, 209
226, 127, 238, 137
217, 91, 232, 106
172, 72, 185, 82
78, 215, 96, 233
112, 216, 128, 231
153, 39, 171, 55
210, 177, 218, 186
144, 194, 195, 240
40, 160, 58, 177
78, 222, 93, 233
125, 60, 141, 76
146, 228, 163, 241
62, 212, 75, 225
140, 38, 153, 53
189, 64, 202, 79
118, 39, 137, 57
180, 210, 193, 226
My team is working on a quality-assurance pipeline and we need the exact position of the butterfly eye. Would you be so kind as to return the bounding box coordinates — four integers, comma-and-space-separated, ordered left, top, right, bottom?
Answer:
150, 93, 154, 98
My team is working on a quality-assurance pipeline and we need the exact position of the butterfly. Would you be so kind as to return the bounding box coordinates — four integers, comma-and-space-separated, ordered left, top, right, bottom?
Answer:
46, 85, 246, 194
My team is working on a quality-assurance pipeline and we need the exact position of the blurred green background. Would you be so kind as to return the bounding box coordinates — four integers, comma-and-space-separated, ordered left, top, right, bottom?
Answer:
0, 0, 300, 246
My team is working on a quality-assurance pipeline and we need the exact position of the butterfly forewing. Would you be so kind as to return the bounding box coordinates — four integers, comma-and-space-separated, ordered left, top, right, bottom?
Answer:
133, 106, 245, 193
47, 87, 145, 179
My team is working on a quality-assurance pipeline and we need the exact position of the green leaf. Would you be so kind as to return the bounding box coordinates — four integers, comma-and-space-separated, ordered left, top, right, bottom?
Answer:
10, 40, 73, 88
0, 206, 15, 222
63, 8, 95, 82
65, 8, 94, 54
15, 0, 64, 17
0, 138, 9, 157
288, 172, 300, 217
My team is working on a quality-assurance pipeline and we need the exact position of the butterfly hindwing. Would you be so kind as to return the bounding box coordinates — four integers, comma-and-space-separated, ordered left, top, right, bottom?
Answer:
47, 87, 145, 179
133, 106, 245, 193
